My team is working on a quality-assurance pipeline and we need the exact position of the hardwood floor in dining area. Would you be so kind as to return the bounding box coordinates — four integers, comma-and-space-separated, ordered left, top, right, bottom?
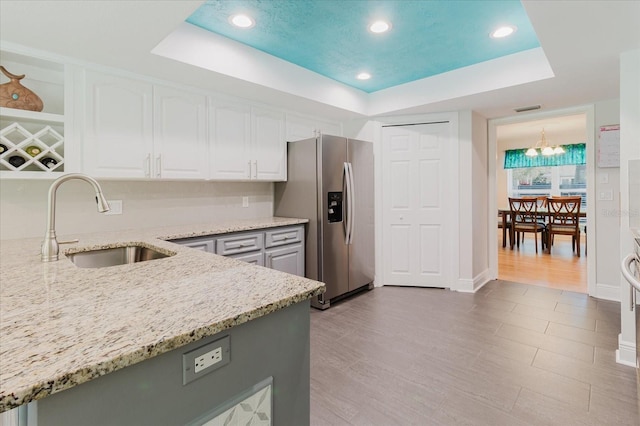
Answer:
498, 233, 587, 293
310, 282, 638, 425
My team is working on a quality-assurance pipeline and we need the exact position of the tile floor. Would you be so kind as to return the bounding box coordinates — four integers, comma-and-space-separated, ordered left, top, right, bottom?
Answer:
310, 281, 639, 425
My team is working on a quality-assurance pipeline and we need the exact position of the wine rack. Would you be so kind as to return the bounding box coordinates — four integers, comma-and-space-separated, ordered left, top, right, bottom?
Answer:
0, 107, 65, 173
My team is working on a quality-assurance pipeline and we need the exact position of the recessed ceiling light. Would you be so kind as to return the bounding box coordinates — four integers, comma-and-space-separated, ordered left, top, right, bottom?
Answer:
229, 14, 255, 29
490, 25, 516, 38
356, 72, 371, 80
369, 20, 391, 34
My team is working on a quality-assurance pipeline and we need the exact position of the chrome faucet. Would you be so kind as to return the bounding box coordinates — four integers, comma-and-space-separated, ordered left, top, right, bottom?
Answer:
41, 173, 110, 262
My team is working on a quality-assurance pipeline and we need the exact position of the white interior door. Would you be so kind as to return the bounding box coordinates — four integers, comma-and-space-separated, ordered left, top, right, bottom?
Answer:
382, 123, 452, 287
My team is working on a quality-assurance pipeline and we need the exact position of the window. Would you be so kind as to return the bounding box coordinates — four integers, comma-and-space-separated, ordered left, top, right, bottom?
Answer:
508, 164, 587, 222
504, 142, 587, 218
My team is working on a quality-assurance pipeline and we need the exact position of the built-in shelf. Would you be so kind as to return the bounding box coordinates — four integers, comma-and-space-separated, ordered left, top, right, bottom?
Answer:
1, 47, 66, 176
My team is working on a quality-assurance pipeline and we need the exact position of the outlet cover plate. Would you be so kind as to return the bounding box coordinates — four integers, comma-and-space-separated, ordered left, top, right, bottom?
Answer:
105, 200, 123, 215
183, 335, 230, 385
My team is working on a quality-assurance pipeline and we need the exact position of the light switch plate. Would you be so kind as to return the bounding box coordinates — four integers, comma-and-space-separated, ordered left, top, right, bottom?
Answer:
599, 190, 613, 201
598, 173, 609, 184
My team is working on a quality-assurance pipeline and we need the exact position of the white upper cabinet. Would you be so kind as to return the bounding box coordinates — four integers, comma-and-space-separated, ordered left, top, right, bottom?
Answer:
285, 113, 342, 142
251, 107, 286, 181
209, 102, 286, 181
82, 69, 208, 179
153, 85, 208, 179
82, 70, 153, 178
209, 99, 251, 180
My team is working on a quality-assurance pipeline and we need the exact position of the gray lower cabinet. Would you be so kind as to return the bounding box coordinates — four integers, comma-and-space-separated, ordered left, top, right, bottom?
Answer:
172, 225, 305, 276
265, 243, 304, 276
229, 250, 265, 266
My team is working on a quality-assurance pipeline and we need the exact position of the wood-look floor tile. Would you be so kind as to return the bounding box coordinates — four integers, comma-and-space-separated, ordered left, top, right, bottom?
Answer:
589, 386, 640, 426
555, 301, 615, 322
558, 291, 599, 309
408, 355, 523, 413
432, 389, 530, 426
486, 289, 559, 310
310, 284, 637, 425
345, 359, 447, 417
595, 318, 621, 335
511, 388, 601, 426
512, 303, 597, 331
532, 349, 635, 397
496, 323, 547, 348
473, 347, 592, 411
473, 334, 539, 365
546, 321, 619, 349
471, 305, 550, 333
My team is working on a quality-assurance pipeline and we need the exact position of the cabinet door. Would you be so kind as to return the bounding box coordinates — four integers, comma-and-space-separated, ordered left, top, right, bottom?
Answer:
316, 119, 342, 137
83, 70, 153, 178
229, 251, 264, 266
285, 113, 317, 142
209, 99, 251, 180
265, 243, 305, 277
286, 113, 342, 142
153, 85, 208, 179
251, 107, 286, 181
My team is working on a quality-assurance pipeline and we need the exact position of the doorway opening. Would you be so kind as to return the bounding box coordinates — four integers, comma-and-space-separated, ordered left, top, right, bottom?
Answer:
489, 108, 594, 295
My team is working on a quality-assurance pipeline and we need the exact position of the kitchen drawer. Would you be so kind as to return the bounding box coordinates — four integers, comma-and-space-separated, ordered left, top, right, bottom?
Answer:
171, 236, 215, 253
265, 225, 303, 248
216, 232, 264, 256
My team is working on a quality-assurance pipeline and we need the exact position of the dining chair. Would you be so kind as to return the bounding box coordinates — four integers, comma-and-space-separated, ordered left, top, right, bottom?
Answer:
508, 197, 547, 253
498, 211, 512, 247
546, 196, 582, 256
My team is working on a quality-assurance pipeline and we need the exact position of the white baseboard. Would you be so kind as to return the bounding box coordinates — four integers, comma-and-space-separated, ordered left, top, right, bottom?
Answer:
595, 282, 621, 302
456, 269, 491, 293
616, 333, 637, 367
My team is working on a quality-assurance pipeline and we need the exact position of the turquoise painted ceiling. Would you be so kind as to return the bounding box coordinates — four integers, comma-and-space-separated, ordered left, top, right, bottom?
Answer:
187, 0, 540, 93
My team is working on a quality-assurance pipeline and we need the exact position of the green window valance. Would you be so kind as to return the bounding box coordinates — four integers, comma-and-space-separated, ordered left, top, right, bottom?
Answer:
503, 143, 586, 169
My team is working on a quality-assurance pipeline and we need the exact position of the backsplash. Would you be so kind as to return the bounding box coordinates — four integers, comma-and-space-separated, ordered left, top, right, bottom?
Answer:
0, 179, 274, 240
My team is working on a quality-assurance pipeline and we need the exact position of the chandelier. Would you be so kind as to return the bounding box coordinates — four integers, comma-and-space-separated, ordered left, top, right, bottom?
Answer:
525, 129, 566, 157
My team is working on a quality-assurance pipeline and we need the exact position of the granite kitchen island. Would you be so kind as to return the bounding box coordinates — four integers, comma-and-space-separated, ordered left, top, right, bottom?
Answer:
0, 217, 324, 425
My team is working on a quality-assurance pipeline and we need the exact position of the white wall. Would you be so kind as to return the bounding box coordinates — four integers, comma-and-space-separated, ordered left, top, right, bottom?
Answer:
0, 180, 273, 240
458, 111, 490, 291
472, 112, 489, 279
593, 99, 622, 294
617, 49, 640, 366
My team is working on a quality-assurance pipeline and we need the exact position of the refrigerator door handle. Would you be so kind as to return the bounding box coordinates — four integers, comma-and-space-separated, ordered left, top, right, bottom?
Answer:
343, 162, 350, 245
347, 162, 355, 245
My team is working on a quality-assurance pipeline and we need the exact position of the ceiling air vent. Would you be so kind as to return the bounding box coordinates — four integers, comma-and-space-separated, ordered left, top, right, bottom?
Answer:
514, 104, 541, 113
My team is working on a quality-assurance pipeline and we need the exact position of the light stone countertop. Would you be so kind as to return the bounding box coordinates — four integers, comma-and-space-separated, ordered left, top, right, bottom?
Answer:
0, 217, 324, 412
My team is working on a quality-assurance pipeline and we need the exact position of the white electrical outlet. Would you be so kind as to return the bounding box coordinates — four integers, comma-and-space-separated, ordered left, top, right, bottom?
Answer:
105, 200, 123, 215
183, 335, 230, 384
194, 346, 223, 373
242, 196, 249, 208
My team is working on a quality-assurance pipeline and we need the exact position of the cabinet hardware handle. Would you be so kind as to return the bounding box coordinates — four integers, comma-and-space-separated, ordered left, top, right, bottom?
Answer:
253, 160, 257, 179
145, 154, 151, 177
156, 155, 161, 178
248, 161, 252, 179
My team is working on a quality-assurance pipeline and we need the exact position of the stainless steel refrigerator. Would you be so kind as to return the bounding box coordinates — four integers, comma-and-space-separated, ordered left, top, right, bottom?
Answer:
275, 135, 374, 309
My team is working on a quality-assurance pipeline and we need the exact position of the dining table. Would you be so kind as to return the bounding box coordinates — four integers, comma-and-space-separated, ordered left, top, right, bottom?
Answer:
498, 208, 587, 249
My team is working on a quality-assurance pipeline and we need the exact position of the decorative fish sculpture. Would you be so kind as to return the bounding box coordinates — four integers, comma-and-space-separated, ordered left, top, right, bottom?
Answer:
0, 65, 44, 112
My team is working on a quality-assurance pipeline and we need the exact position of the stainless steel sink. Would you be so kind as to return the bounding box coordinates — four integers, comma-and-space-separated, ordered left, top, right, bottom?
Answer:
67, 245, 173, 268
